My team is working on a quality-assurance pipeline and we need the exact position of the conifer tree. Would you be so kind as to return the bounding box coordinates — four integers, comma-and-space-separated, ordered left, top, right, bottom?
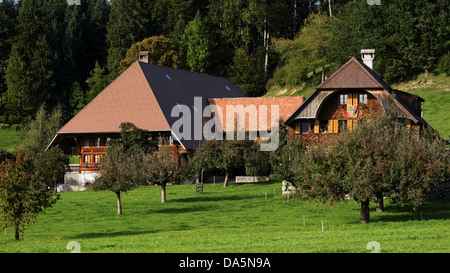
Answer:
5, 0, 55, 125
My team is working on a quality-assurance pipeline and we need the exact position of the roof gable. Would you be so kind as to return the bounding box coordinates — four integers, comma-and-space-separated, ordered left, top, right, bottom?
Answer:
317, 57, 390, 90
58, 62, 170, 134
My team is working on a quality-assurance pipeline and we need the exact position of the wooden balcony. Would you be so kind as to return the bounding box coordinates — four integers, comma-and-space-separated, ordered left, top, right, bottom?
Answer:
80, 146, 108, 154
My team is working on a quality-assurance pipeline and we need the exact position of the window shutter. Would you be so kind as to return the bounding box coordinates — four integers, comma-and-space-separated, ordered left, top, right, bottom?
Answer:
295, 121, 300, 134
329, 120, 338, 133
348, 93, 357, 105
314, 120, 319, 133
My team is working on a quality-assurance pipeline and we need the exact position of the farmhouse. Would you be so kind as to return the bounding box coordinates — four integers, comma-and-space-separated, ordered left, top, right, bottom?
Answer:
284, 50, 429, 146
48, 49, 432, 190
47, 58, 244, 172
47, 55, 304, 173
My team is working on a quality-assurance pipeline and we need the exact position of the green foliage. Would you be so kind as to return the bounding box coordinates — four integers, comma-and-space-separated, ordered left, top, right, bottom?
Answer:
93, 144, 140, 214
106, 0, 153, 79
85, 61, 109, 105
270, 12, 336, 88
21, 104, 63, 155
181, 18, 211, 73
33, 147, 69, 193
0, 150, 60, 240
119, 35, 183, 73
291, 106, 450, 223
228, 47, 266, 97
436, 53, 450, 76
332, 0, 449, 82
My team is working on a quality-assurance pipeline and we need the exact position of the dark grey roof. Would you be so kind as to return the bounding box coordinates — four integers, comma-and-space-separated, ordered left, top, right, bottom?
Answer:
139, 62, 245, 149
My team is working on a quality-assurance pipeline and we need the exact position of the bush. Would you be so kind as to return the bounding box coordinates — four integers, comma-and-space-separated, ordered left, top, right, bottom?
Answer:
436, 53, 450, 76
245, 160, 271, 176
10, 124, 23, 131
0, 123, 10, 130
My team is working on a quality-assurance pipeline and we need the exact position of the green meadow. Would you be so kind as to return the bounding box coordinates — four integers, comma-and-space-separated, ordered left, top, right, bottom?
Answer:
1, 182, 449, 253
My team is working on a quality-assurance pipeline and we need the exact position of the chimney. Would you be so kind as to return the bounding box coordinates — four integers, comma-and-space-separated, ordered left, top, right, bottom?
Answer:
361, 49, 375, 70
138, 51, 149, 63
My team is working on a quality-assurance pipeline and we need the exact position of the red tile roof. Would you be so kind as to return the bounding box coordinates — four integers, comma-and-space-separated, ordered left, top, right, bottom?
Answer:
208, 96, 305, 132
58, 61, 171, 134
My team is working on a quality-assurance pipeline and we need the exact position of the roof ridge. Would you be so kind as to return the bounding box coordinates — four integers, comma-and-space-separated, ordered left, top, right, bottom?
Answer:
317, 57, 387, 89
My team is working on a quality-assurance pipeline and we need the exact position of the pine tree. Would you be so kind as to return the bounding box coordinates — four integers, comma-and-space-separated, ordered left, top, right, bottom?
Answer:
106, 0, 153, 80
5, 0, 55, 125
228, 47, 266, 97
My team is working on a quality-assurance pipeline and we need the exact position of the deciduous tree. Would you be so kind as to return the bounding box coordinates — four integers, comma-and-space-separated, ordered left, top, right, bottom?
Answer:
292, 106, 449, 223
0, 150, 60, 240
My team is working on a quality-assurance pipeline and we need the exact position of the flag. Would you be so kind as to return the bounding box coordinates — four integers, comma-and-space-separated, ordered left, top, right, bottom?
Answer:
346, 105, 358, 118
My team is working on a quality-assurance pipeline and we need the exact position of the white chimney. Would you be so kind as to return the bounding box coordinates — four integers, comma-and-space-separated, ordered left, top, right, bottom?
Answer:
361, 49, 375, 70
138, 51, 149, 63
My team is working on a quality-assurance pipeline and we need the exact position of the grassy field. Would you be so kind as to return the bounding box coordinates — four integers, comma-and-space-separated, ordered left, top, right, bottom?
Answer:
392, 73, 450, 139
0, 129, 25, 152
1, 181, 449, 253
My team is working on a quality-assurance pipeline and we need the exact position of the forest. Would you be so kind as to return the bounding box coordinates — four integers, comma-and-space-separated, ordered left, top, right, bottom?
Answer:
0, 0, 448, 127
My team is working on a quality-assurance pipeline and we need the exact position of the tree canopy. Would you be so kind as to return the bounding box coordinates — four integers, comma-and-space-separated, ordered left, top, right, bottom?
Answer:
0, 0, 447, 128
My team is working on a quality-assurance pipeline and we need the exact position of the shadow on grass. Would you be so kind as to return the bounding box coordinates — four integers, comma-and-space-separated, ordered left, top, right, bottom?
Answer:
71, 229, 157, 240
172, 194, 251, 204
369, 199, 450, 223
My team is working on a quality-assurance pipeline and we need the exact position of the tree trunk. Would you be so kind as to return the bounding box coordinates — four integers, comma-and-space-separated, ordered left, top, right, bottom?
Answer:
14, 219, 20, 241
224, 172, 229, 188
328, 0, 332, 17
116, 191, 122, 215
360, 199, 370, 223
161, 183, 166, 203
321, 62, 325, 83
376, 193, 384, 213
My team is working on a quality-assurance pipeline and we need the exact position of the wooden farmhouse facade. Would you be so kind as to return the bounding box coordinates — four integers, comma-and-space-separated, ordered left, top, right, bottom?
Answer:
284, 55, 429, 146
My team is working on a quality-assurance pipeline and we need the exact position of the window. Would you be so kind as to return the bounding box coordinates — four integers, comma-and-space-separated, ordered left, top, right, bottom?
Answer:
301, 121, 310, 134
94, 155, 101, 165
338, 120, 347, 133
83, 138, 90, 147
359, 94, 368, 104
319, 120, 329, 133
84, 155, 90, 165
340, 94, 348, 105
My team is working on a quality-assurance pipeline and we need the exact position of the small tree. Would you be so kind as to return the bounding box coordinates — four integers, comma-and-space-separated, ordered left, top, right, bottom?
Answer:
22, 104, 63, 155
141, 147, 187, 203
92, 122, 152, 214
0, 150, 60, 240
33, 146, 69, 193
93, 145, 141, 214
